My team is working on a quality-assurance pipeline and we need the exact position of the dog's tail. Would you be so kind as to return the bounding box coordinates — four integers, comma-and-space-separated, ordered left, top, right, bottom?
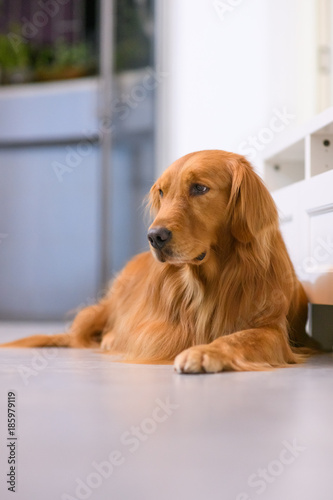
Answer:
0, 300, 111, 349
0, 332, 72, 348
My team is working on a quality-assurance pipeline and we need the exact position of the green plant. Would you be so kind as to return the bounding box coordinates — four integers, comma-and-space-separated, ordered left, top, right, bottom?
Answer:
0, 34, 31, 69
54, 40, 93, 68
35, 39, 94, 71
34, 39, 95, 75
34, 46, 54, 71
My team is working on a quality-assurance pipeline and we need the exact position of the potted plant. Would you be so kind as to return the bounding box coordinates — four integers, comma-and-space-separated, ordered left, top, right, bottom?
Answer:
35, 39, 96, 82
0, 33, 33, 84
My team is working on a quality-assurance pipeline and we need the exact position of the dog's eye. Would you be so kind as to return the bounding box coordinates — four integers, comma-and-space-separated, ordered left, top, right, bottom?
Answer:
159, 189, 163, 197
190, 184, 210, 196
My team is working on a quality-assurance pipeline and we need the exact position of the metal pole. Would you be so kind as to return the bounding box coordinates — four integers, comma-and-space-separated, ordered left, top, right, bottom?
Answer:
99, 0, 115, 289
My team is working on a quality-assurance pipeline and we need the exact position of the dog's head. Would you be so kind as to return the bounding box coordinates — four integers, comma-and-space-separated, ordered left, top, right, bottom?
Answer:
148, 150, 277, 265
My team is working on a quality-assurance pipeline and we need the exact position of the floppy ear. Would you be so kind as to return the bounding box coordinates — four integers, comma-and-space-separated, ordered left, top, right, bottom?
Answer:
145, 183, 160, 219
228, 157, 278, 244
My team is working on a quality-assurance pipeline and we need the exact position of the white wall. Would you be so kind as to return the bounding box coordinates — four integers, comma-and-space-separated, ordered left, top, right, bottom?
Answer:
156, 0, 318, 175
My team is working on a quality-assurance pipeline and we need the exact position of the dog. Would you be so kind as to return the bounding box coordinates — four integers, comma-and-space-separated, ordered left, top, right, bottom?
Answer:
1, 150, 320, 373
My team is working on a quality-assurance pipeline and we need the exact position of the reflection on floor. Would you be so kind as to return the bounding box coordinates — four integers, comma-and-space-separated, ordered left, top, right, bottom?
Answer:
0, 323, 332, 500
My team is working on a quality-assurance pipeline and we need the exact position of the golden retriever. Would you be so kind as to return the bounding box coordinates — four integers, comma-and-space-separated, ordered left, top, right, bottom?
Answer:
1, 150, 320, 372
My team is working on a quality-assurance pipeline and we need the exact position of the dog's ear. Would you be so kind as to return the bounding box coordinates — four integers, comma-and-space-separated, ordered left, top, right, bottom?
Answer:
145, 182, 160, 218
228, 157, 278, 244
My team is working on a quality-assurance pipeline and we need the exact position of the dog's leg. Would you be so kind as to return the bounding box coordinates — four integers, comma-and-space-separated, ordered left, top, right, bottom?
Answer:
0, 301, 110, 349
100, 331, 116, 351
174, 327, 304, 373
68, 300, 112, 347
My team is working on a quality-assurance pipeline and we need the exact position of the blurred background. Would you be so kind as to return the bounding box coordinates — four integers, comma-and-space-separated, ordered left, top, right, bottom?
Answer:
0, 0, 333, 321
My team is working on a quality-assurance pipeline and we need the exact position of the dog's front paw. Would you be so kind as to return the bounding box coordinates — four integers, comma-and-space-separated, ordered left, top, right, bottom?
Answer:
174, 345, 231, 374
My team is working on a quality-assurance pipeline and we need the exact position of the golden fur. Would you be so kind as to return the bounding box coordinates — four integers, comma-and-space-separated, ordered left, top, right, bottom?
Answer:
1, 150, 320, 373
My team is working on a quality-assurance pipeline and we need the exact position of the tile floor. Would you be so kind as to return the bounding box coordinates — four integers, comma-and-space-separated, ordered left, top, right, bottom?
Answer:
0, 323, 332, 500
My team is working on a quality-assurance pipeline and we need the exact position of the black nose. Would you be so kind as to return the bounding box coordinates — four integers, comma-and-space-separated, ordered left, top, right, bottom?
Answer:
148, 226, 172, 250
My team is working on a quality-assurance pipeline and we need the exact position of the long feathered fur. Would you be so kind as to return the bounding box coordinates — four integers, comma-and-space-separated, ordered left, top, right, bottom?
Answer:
0, 150, 321, 372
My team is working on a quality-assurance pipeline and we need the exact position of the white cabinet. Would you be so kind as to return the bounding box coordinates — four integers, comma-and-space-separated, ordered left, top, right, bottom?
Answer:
263, 107, 333, 306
